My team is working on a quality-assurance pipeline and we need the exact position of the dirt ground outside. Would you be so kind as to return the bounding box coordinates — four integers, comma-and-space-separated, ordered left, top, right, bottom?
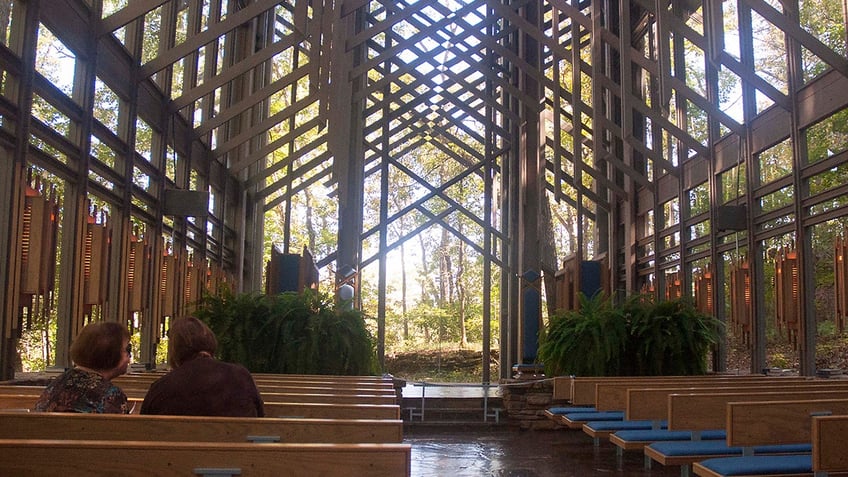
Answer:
385, 334, 848, 382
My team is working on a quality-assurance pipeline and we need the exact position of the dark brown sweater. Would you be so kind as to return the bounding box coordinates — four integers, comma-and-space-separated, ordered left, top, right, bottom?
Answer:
139, 357, 264, 417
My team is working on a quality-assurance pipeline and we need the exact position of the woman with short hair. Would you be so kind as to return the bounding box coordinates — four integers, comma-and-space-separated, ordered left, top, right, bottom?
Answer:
140, 316, 264, 417
35, 321, 132, 413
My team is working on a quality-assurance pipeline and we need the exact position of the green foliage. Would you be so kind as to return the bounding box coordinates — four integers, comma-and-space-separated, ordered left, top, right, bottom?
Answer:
538, 293, 722, 376
818, 320, 838, 338
627, 297, 721, 375
194, 288, 377, 375
538, 293, 628, 376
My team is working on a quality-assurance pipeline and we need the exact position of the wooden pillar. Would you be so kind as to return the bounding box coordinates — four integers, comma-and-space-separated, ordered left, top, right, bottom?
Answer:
329, 1, 369, 358
516, 0, 543, 365
783, 1, 815, 376
0, 0, 39, 379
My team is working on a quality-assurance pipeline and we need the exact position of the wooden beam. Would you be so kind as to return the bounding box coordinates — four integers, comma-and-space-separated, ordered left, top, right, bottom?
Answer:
98, 0, 171, 37
169, 34, 305, 112
140, 0, 290, 78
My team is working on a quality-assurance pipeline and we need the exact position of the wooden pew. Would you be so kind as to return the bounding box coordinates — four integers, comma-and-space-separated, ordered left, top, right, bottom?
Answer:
594, 377, 815, 412
811, 414, 848, 475
0, 439, 411, 476
1, 393, 400, 420
114, 377, 397, 397
0, 385, 48, 394
604, 381, 848, 451
666, 390, 848, 433
689, 401, 848, 477
0, 394, 36, 411
0, 385, 149, 400
252, 373, 392, 381
548, 377, 811, 429
546, 375, 786, 431
258, 384, 397, 395
644, 390, 848, 473
725, 399, 848, 448
253, 392, 396, 405
0, 412, 403, 443
115, 373, 395, 388
547, 376, 763, 427
552, 374, 769, 404
2, 383, 398, 403
583, 379, 836, 445
0, 393, 142, 413
264, 401, 400, 420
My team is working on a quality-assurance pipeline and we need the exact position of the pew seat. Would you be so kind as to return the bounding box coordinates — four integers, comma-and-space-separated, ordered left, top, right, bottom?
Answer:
610, 429, 726, 451
693, 455, 813, 477
645, 440, 811, 467
582, 420, 667, 445
559, 410, 624, 429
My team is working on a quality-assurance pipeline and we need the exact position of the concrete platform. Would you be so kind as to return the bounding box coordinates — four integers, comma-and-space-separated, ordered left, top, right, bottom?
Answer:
401, 381, 504, 424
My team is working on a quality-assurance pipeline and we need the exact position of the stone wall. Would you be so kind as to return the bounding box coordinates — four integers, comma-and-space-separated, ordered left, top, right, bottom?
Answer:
500, 377, 566, 430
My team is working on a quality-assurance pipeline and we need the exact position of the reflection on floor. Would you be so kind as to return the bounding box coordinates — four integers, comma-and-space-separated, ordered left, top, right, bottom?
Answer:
405, 425, 682, 477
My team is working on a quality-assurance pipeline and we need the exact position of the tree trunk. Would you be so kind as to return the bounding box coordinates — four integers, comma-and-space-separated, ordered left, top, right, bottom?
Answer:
458, 239, 467, 348
401, 242, 409, 340
542, 198, 559, 318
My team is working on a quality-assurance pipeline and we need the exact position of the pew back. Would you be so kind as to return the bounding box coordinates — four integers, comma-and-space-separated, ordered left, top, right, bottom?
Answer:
626, 381, 848, 421
0, 412, 403, 443
812, 414, 848, 473
725, 399, 848, 447
0, 439, 411, 476
1, 383, 398, 401
0, 393, 400, 420
593, 377, 814, 411
260, 392, 397, 405
264, 401, 400, 420
668, 389, 848, 431
555, 375, 770, 404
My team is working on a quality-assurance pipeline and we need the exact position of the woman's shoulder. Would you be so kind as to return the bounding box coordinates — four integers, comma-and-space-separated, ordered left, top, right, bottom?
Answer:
178, 356, 250, 375
216, 359, 252, 375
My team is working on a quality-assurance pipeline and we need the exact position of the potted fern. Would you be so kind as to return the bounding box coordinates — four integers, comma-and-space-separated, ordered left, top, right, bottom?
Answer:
538, 293, 721, 376
193, 288, 378, 375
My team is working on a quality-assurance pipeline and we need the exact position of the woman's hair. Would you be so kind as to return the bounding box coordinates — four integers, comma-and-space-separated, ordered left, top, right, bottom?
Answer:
168, 316, 217, 368
70, 321, 131, 371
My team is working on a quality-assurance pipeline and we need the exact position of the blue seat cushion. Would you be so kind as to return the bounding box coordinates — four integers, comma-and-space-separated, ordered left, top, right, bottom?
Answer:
649, 440, 811, 457
585, 420, 667, 431
697, 454, 811, 475
613, 429, 725, 442
564, 411, 624, 421
547, 406, 596, 415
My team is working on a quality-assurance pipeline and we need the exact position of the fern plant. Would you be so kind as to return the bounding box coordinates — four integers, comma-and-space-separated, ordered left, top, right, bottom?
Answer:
538, 293, 628, 376
194, 288, 377, 375
629, 298, 721, 375
539, 293, 722, 376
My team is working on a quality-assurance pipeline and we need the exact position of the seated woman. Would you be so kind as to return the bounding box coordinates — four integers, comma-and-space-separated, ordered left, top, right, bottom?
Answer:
35, 321, 131, 413
140, 316, 264, 417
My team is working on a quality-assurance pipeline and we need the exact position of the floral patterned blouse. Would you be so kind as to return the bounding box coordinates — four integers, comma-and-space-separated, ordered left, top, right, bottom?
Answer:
34, 368, 129, 413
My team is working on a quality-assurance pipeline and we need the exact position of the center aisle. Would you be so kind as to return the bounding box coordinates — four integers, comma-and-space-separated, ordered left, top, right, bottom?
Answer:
405, 425, 682, 477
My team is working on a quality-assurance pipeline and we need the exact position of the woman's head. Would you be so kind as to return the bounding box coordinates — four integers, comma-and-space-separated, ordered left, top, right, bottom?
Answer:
168, 316, 217, 368
70, 321, 131, 376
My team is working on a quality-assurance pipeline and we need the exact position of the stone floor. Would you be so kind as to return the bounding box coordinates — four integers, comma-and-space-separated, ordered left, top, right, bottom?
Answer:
405, 425, 681, 477
400, 379, 681, 476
